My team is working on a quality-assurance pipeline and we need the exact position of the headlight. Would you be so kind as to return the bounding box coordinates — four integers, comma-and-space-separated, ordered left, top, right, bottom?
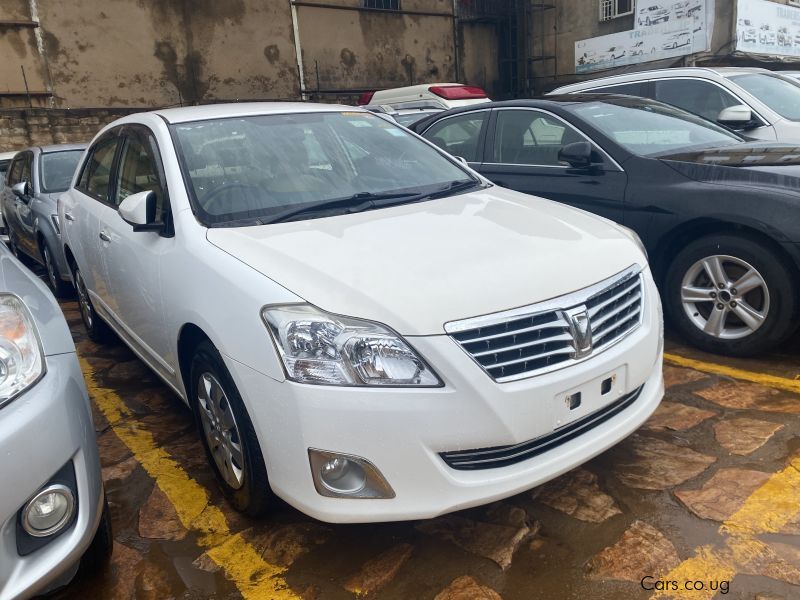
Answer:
0, 295, 45, 406
262, 304, 441, 387
618, 225, 648, 260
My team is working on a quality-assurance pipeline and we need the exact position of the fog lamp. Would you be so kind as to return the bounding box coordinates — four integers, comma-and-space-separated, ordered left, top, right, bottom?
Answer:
22, 484, 75, 537
309, 449, 395, 499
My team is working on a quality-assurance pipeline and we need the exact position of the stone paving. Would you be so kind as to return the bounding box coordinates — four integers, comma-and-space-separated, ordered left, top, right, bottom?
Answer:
50, 299, 800, 600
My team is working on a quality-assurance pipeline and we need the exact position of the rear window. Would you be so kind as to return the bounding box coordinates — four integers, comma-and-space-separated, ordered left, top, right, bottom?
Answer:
40, 150, 84, 193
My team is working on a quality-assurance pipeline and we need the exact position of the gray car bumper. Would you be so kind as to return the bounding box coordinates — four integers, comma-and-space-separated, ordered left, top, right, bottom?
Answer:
0, 352, 103, 600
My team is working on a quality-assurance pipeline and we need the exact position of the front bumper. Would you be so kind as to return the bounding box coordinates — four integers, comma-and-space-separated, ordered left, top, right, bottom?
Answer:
0, 353, 103, 600
230, 269, 664, 523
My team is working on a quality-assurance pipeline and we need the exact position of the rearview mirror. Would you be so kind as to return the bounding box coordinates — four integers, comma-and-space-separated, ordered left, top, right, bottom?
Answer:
119, 190, 162, 232
11, 181, 31, 200
558, 141, 595, 169
717, 105, 753, 128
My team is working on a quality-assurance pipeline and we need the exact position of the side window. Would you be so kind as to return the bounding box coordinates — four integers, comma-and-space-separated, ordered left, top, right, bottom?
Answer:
653, 79, 741, 122
114, 131, 167, 219
492, 110, 585, 166
423, 112, 488, 163
78, 135, 120, 202
7, 157, 24, 186
590, 82, 646, 97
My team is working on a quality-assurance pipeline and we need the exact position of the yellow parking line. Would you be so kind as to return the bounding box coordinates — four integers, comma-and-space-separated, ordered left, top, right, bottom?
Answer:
663, 352, 800, 395
80, 358, 300, 600
653, 455, 800, 598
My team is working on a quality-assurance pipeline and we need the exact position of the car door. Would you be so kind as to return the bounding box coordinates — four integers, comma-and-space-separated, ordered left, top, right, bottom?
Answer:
3, 155, 25, 244
478, 108, 628, 224
101, 125, 173, 378
419, 110, 489, 169
66, 130, 123, 313
10, 152, 38, 257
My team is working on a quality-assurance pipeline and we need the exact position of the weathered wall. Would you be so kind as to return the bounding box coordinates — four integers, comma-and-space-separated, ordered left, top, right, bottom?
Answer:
460, 22, 500, 97
297, 1, 456, 93
0, 107, 140, 151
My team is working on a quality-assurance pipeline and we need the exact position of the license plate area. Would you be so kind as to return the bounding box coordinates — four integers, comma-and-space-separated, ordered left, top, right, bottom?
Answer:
553, 366, 628, 429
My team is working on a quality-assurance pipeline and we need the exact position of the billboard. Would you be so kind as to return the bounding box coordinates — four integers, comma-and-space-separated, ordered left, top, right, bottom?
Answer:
736, 0, 800, 57
575, 0, 713, 74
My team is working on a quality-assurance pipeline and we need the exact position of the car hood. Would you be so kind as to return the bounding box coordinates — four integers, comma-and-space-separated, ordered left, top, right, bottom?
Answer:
659, 142, 800, 193
206, 187, 644, 336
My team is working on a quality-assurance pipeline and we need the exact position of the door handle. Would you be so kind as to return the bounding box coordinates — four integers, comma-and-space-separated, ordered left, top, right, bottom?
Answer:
99, 231, 111, 243
63, 212, 75, 222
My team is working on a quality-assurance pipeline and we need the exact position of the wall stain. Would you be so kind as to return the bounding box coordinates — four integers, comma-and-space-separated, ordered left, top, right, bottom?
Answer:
2, 27, 28, 58
264, 44, 280, 64
340, 48, 357, 69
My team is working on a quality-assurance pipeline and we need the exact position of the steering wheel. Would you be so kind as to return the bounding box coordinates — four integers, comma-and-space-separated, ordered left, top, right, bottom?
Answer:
201, 183, 264, 213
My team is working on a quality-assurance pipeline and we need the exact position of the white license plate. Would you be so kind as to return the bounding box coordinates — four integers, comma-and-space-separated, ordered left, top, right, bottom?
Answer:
553, 366, 628, 430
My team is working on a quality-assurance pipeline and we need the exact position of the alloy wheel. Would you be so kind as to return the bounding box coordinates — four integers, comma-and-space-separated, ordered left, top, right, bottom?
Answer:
43, 246, 58, 291
680, 254, 770, 340
197, 372, 245, 490
75, 269, 94, 329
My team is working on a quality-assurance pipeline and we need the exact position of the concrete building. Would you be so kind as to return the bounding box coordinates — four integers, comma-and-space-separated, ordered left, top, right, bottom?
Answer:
529, 0, 800, 92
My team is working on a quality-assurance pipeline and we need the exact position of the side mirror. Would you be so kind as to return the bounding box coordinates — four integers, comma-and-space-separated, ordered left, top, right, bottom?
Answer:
119, 190, 162, 232
12, 181, 31, 200
558, 141, 595, 169
717, 105, 754, 129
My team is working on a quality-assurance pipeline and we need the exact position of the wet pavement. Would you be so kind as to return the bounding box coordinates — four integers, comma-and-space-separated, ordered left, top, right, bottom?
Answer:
49, 298, 800, 600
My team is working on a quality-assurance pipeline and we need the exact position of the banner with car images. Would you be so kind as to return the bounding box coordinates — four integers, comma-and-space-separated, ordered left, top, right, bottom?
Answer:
736, 0, 800, 57
575, 0, 713, 73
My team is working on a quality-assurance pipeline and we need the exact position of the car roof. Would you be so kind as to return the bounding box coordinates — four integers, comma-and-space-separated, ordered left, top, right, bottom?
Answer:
552, 66, 773, 93
153, 102, 361, 124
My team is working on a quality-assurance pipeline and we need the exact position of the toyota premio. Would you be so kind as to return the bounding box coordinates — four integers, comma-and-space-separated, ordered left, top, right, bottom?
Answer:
59, 103, 663, 523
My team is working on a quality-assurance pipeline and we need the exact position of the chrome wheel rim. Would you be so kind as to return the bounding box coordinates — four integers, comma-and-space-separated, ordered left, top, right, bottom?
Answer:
43, 247, 57, 290
75, 270, 94, 329
681, 254, 770, 340
197, 372, 245, 490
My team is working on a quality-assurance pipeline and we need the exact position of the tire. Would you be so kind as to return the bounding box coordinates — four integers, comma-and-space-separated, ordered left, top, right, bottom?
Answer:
664, 234, 799, 356
77, 493, 113, 577
42, 242, 71, 298
190, 340, 273, 517
73, 264, 111, 343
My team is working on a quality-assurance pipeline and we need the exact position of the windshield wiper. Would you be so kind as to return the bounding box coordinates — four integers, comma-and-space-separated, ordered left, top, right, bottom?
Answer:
263, 179, 483, 225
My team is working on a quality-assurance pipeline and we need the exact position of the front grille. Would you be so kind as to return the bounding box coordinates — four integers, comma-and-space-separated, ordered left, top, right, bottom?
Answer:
440, 385, 644, 471
446, 266, 643, 382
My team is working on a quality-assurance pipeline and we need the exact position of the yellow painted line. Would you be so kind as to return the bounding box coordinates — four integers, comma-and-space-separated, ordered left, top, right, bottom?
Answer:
664, 352, 800, 395
652, 455, 800, 599
80, 358, 300, 600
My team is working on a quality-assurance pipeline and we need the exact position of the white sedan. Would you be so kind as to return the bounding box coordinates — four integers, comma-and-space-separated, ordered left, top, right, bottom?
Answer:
59, 103, 663, 523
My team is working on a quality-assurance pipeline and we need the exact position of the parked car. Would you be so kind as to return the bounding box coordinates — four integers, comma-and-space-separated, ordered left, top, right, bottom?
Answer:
359, 83, 490, 111
0, 151, 16, 243
552, 67, 800, 143
59, 103, 663, 523
662, 31, 691, 50
410, 95, 800, 356
0, 244, 111, 599
364, 104, 443, 127
637, 4, 669, 26
2, 144, 86, 297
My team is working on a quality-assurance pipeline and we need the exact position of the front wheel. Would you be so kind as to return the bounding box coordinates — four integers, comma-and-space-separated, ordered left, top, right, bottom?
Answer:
190, 341, 274, 517
42, 243, 71, 298
73, 265, 110, 343
664, 234, 798, 356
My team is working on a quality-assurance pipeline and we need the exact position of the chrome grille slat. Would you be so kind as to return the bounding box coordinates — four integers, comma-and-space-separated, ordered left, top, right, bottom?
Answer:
447, 267, 644, 382
470, 332, 574, 358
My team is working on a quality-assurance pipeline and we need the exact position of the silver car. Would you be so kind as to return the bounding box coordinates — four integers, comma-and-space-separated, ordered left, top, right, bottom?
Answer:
551, 67, 800, 144
2, 145, 86, 297
0, 244, 111, 599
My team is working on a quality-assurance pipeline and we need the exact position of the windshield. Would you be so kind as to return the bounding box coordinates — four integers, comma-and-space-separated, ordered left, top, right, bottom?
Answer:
729, 73, 800, 121
568, 98, 743, 156
171, 111, 472, 225
40, 150, 84, 193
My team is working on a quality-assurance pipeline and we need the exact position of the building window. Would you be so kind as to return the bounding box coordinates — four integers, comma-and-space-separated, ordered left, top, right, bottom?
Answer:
600, 0, 633, 21
363, 0, 401, 10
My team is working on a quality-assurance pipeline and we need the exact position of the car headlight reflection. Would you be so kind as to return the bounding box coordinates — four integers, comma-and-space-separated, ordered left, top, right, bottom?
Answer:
0, 294, 44, 406
262, 304, 441, 387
